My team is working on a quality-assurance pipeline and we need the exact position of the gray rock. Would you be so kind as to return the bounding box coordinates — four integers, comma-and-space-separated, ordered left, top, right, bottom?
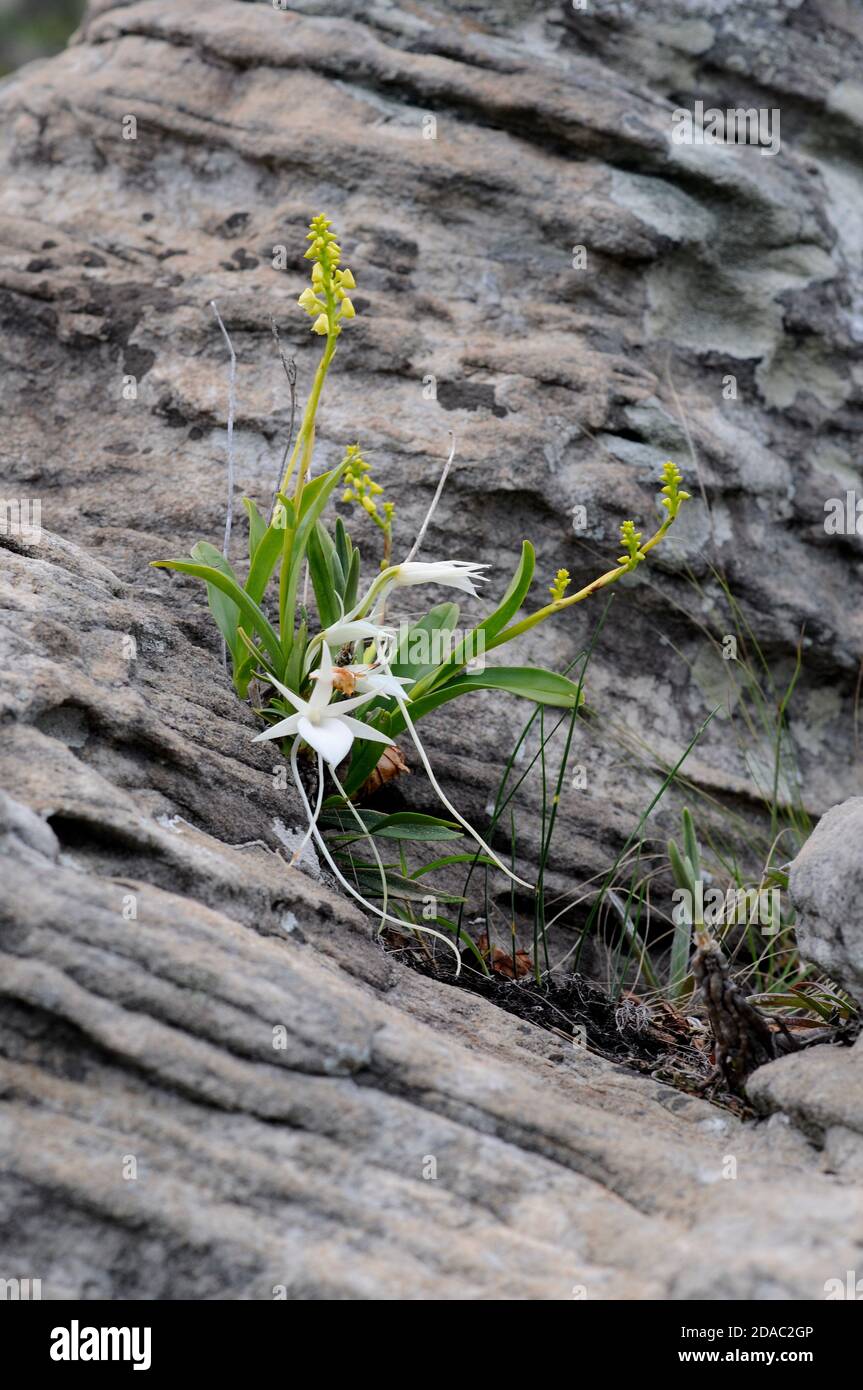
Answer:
789, 797, 863, 1001
747, 797, 863, 1167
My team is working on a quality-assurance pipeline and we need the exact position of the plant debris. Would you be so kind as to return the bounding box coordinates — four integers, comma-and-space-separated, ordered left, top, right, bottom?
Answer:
385, 931, 855, 1118
691, 930, 798, 1093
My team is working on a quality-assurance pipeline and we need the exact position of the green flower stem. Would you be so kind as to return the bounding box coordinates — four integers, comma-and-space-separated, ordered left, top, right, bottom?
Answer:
481, 517, 673, 655
280, 334, 337, 505
402, 517, 675, 704
347, 565, 399, 623
277, 285, 339, 639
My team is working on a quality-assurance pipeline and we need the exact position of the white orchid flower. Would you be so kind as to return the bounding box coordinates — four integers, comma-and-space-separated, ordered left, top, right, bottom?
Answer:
253, 644, 392, 767
343, 558, 490, 627
320, 617, 396, 648
389, 560, 488, 597
345, 665, 414, 699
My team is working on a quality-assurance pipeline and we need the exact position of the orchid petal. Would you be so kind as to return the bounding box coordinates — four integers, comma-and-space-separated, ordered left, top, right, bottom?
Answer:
265, 676, 308, 716
309, 643, 335, 713
327, 688, 381, 715
323, 619, 395, 646
336, 714, 395, 745
356, 673, 414, 698
252, 712, 302, 742
297, 713, 353, 766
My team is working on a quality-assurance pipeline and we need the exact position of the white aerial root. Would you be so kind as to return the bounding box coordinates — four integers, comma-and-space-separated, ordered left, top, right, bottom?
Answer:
289, 739, 462, 973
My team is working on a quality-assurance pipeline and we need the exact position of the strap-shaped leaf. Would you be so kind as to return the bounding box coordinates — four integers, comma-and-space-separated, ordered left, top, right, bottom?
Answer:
344, 544, 361, 612
389, 602, 460, 684
280, 461, 350, 646
411, 542, 535, 699
152, 557, 282, 668
246, 504, 292, 606
245, 469, 338, 607
188, 542, 244, 668
308, 522, 342, 628
242, 498, 268, 568
340, 866, 465, 903
334, 517, 352, 582
400, 665, 583, 726
325, 810, 463, 843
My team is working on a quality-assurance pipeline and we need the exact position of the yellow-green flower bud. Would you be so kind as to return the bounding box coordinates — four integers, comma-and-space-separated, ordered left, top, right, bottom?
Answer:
618, 520, 646, 570
549, 568, 570, 601
659, 460, 691, 518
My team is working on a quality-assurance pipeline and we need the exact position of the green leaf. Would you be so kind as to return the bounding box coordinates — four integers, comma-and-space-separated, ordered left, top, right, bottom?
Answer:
667, 839, 695, 896
335, 517, 351, 579
411, 853, 498, 877
188, 542, 244, 667
243, 498, 268, 567
235, 625, 277, 695
340, 663, 584, 799
433, 914, 489, 971
401, 666, 585, 724
283, 618, 308, 692
390, 603, 461, 684
299, 470, 342, 521
280, 462, 350, 647
340, 710, 397, 798
411, 542, 535, 699
669, 919, 693, 1001
682, 808, 700, 882
340, 865, 465, 903
308, 523, 342, 628
152, 556, 282, 668
246, 508, 292, 607
244, 470, 337, 609
479, 540, 536, 641
751, 991, 833, 1021
344, 545, 361, 612
327, 811, 464, 844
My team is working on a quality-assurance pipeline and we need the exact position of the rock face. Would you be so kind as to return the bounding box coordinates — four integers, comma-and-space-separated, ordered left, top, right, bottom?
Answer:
747, 797, 863, 1180
1, 0, 863, 1299
788, 797, 863, 1002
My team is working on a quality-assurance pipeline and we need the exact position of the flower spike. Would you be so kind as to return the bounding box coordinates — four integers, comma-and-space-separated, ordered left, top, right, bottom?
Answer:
297, 214, 359, 337
549, 568, 570, 601
659, 460, 691, 519
618, 520, 646, 571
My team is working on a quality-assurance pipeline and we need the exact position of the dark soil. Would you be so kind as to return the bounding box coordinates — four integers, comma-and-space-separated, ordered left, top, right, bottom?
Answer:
384, 932, 754, 1118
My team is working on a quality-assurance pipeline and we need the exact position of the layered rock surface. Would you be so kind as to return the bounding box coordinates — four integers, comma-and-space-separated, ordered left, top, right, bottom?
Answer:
1, 0, 862, 1299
